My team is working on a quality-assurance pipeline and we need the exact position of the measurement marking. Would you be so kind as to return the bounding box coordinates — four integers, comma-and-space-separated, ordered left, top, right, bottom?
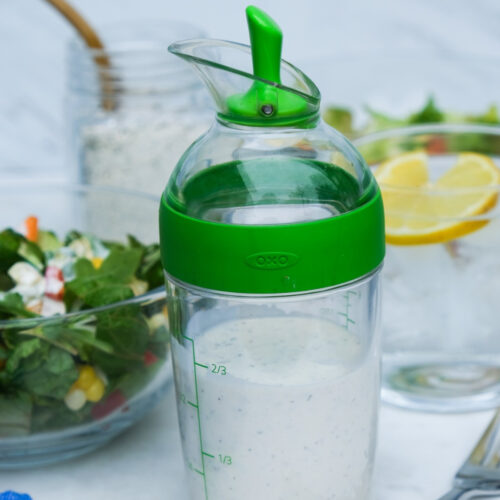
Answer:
202, 451, 215, 458
188, 401, 198, 408
193, 468, 205, 476
195, 362, 209, 369
337, 312, 356, 324
341, 293, 357, 330
182, 335, 210, 500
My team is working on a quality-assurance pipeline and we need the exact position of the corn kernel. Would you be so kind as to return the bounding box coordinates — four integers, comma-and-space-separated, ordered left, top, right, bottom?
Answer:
92, 257, 104, 269
75, 365, 97, 390
86, 378, 106, 402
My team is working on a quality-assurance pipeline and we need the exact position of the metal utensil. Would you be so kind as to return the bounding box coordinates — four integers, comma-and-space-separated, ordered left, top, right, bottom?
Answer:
439, 410, 500, 499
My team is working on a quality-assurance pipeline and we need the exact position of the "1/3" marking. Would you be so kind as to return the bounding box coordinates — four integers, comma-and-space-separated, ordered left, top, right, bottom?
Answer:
218, 454, 232, 465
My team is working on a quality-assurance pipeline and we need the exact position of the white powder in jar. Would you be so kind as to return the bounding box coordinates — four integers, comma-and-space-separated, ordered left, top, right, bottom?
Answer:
80, 109, 209, 195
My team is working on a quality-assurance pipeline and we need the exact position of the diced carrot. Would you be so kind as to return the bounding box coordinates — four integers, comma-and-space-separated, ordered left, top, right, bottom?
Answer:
24, 216, 38, 242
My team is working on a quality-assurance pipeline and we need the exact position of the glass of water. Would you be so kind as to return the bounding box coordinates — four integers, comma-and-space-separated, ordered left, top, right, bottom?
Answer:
355, 124, 500, 412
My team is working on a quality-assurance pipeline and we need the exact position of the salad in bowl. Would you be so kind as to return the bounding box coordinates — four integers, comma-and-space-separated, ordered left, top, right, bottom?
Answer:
0, 184, 170, 468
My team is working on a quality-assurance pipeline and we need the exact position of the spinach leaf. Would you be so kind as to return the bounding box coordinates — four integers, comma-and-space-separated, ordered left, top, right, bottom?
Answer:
0, 293, 39, 320
0, 229, 23, 272
19, 347, 78, 399
83, 284, 134, 307
128, 235, 163, 289
91, 305, 149, 376
99, 248, 142, 283
65, 248, 142, 309
5, 338, 42, 372
0, 228, 45, 272
5, 337, 78, 400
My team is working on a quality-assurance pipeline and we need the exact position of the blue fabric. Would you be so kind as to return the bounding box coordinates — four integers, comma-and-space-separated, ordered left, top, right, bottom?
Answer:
0, 492, 32, 500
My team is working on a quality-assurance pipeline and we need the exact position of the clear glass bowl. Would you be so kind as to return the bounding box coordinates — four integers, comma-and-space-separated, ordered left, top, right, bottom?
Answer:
0, 183, 171, 468
354, 124, 500, 412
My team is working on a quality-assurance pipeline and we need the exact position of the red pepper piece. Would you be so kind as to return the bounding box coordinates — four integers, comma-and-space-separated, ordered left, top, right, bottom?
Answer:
91, 390, 127, 420
143, 350, 159, 366
44, 266, 64, 300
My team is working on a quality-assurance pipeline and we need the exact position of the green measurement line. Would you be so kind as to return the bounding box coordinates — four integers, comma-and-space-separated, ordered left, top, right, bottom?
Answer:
195, 362, 209, 369
193, 468, 205, 476
202, 451, 215, 458
188, 401, 198, 409
183, 335, 210, 500
341, 292, 357, 330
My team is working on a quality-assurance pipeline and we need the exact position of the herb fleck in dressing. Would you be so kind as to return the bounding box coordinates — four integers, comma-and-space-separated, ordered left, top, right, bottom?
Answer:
173, 316, 379, 500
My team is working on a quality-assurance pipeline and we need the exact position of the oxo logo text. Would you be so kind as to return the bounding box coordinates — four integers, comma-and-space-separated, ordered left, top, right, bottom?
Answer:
245, 252, 299, 270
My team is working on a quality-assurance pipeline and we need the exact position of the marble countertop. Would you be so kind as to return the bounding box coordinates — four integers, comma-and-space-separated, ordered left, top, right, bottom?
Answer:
1, 383, 494, 499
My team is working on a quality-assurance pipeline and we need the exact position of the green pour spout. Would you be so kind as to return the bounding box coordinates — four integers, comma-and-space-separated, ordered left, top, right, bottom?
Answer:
226, 6, 310, 123
247, 6, 282, 86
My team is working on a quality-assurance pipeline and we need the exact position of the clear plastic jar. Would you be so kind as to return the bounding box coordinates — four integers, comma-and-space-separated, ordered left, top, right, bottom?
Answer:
160, 9, 385, 497
168, 274, 381, 500
66, 21, 210, 194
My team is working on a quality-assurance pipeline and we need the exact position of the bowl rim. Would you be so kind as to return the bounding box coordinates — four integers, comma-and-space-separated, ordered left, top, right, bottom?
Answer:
0, 182, 166, 328
353, 123, 500, 222
353, 122, 500, 149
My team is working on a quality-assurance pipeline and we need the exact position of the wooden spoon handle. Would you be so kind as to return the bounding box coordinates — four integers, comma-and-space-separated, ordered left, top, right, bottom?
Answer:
44, 0, 116, 110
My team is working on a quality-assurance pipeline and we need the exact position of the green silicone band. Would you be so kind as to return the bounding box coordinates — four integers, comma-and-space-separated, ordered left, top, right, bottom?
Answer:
159, 191, 385, 294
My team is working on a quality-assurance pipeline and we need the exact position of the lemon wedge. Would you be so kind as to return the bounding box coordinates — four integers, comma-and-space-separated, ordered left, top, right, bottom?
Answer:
375, 152, 500, 245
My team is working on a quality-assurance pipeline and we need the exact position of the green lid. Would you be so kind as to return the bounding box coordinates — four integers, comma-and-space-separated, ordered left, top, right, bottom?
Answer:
160, 157, 385, 294
161, 7, 385, 295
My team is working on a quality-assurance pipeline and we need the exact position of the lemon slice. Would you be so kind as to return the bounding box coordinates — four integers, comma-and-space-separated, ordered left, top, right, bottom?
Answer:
375, 152, 500, 245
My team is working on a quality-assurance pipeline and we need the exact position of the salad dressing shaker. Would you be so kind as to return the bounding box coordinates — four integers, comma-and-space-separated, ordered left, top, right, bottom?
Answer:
160, 6, 385, 499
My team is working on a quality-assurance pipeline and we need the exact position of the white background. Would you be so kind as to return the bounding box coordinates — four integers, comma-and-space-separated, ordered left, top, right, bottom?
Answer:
1, 0, 500, 177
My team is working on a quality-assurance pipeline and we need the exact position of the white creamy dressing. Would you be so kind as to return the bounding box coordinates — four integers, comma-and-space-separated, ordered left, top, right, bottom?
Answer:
173, 315, 379, 500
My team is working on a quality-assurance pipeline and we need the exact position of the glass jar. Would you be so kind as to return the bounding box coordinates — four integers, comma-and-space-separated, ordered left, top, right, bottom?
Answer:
355, 124, 500, 412
66, 21, 211, 195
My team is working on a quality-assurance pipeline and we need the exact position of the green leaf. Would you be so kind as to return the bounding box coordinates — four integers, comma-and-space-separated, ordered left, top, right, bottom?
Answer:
0, 228, 45, 272
468, 104, 500, 125
409, 96, 444, 124
0, 229, 23, 272
0, 272, 14, 292
19, 347, 78, 399
6, 338, 42, 372
18, 240, 45, 270
99, 248, 142, 283
91, 305, 149, 376
84, 284, 134, 307
65, 248, 142, 309
64, 230, 83, 245
128, 235, 163, 290
38, 230, 62, 253
96, 306, 148, 357
323, 106, 354, 137
0, 292, 38, 320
